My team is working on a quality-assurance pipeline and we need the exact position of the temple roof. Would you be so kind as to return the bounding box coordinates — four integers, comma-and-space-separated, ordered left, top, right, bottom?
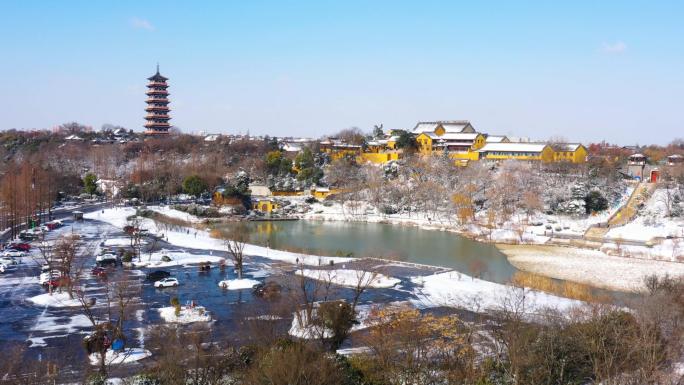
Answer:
147, 64, 168, 81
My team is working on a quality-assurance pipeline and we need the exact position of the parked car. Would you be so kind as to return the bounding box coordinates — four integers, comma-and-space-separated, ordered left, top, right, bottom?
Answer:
0, 257, 18, 266
40, 271, 61, 285
2, 250, 25, 258
0, 263, 6, 273
146, 270, 171, 281
154, 277, 179, 288
46, 221, 63, 230
91, 267, 107, 278
45, 277, 68, 288
96, 253, 117, 263
8, 242, 31, 251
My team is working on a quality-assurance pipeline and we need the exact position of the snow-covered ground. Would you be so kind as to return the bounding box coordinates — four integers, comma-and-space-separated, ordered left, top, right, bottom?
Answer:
28, 313, 93, 347
303, 197, 631, 244
85, 207, 353, 266
500, 244, 684, 292
158, 306, 212, 323
131, 249, 226, 268
89, 348, 151, 366
606, 189, 684, 242
410, 270, 583, 314
147, 205, 204, 224
296, 268, 400, 288
217, 278, 260, 290
27, 291, 82, 308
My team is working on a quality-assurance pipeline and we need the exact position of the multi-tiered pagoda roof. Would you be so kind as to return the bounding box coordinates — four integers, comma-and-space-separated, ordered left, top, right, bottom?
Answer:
144, 65, 171, 135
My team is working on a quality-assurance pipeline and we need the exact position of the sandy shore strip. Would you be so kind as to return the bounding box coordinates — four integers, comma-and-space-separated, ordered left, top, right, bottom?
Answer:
498, 244, 684, 293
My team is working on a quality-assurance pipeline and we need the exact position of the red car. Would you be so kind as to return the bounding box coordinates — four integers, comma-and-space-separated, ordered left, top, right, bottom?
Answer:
91, 267, 107, 278
45, 278, 63, 288
9, 242, 30, 251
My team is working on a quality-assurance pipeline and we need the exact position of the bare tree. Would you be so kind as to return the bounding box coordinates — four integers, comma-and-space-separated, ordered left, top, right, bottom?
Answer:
75, 278, 140, 377
52, 234, 80, 298
225, 223, 248, 279
350, 264, 381, 311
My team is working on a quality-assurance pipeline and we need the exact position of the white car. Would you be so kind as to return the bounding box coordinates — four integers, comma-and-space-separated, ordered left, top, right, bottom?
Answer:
2, 250, 25, 258
39, 271, 61, 285
0, 263, 6, 273
154, 277, 179, 288
96, 253, 117, 263
0, 257, 18, 265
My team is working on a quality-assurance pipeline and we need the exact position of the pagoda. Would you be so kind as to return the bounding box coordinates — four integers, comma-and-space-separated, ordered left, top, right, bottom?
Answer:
144, 65, 171, 134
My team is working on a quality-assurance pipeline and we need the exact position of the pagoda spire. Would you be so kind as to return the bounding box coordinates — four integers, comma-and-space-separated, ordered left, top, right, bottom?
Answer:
144, 65, 171, 135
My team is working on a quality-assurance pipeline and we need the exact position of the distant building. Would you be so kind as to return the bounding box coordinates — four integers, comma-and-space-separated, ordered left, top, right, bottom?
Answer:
667, 154, 684, 166
477, 142, 555, 162
144, 65, 171, 135
412, 121, 476, 135
485, 135, 509, 143
627, 153, 648, 180
252, 198, 279, 213
550, 143, 588, 163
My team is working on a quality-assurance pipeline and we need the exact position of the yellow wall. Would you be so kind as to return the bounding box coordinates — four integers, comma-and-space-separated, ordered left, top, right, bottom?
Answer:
551, 146, 587, 163
482, 146, 554, 162
272, 190, 304, 196
330, 149, 361, 161
471, 134, 486, 150
416, 133, 433, 154
357, 152, 401, 164
252, 200, 278, 213
541, 146, 555, 162
312, 188, 346, 199
448, 151, 480, 161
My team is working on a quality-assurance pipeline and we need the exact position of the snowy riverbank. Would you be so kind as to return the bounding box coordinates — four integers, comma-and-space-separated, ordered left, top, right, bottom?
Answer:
499, 244, 684, 292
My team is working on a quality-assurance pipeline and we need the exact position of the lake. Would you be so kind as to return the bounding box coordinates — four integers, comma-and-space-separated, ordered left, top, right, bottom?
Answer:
213, 220, 518, 284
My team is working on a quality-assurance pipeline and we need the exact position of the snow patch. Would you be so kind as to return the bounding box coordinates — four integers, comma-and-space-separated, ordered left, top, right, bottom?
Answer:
27, 292, 82, 308
296, 269, 400, 288
89, 348, 151, 366
158, 306, 212, 324
218, 278, 260, 290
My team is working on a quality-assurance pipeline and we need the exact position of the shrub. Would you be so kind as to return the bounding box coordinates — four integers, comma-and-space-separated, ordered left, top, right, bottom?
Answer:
160, 255, 171, 262
131, 374, 161, 385
122, 251, 134, 263
85, 373, 106, 385
170, 297, 181, 317
585, 190, 608, 214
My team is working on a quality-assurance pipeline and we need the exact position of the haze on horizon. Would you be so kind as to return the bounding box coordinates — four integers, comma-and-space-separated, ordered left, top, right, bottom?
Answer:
0, 1, 682, 145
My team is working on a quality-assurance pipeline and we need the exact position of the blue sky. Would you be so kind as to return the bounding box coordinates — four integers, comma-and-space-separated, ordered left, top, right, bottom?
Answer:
0, 1, 682, 144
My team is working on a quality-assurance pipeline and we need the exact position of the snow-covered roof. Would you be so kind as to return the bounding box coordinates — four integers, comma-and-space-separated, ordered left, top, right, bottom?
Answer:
204, 134, 220, 141
65, 135, 83, 140
413, 123, 439, 134
486, 135, 507, 143
478, 142, 549, 153
439, 133, 479, 141
554, 143, 583, 152
440, 122, 471, 133
668, 154, 683, 159
506, 136, 531, 143
629, 153, 646, 158
411, 120, 473, 134
282, 144, 302, 152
